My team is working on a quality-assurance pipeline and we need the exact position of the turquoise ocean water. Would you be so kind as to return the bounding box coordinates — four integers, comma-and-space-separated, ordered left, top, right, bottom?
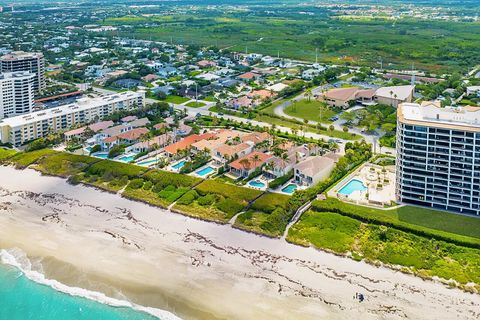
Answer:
0, 249, 178, 320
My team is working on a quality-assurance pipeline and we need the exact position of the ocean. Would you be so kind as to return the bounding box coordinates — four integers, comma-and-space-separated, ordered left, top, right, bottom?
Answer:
0, 249, 179, 320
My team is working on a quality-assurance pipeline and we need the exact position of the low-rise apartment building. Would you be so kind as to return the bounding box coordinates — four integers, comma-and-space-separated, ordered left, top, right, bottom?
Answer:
0, 91, 144, 146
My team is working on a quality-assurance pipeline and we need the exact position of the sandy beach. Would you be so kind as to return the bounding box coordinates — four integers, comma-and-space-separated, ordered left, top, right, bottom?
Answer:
0, 165, 478, 320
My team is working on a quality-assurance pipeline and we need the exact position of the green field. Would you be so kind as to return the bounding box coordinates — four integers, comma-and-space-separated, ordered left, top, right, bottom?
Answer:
288, 210, 480, 289
165, 95, 190, 104
185, 101, 206, 108
106, 12, 480, 73
174, 180, 263, 223
235, 192, 292, 237
284, 99, 337, 123
311, 198, 480, 244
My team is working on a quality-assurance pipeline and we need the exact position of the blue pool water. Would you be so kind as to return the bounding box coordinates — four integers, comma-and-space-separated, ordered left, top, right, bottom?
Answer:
338, 179, 367, 196
0, 249, 172, 320
171, 160, 186, 170
93, 152, 109, 159
118, 155, 136, 163
85, 147, 92, 153
281, 183, 297, 194
248, 180, 266, 188
195, 166, 215, 177
137, 159, 159, 166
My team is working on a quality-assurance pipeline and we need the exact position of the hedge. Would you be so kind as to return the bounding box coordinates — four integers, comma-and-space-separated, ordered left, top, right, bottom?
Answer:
311, 198, 480, 249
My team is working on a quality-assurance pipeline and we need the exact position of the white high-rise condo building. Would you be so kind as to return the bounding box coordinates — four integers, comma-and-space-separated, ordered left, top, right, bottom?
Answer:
0, 91, 144, 146
396, 102, 480, 216
0, 51, 46, 94
0, 71, 35, 120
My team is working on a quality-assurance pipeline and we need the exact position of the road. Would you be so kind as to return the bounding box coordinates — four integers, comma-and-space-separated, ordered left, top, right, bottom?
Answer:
272, 86, 395, 155
92, 86, 395, 155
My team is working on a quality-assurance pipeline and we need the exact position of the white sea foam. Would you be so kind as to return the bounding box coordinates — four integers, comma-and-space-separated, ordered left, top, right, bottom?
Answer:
0, 248, 181, 320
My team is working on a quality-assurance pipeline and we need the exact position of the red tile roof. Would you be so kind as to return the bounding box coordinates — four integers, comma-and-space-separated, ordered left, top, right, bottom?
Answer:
116, 127, 149, 141
164, 133, 215, 155
229, 151, 272, 171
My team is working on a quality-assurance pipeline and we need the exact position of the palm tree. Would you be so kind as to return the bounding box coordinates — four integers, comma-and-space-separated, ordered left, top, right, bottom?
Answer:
239, 158, 251, 173
305, 88, 313, 102
252, 154, 261, 168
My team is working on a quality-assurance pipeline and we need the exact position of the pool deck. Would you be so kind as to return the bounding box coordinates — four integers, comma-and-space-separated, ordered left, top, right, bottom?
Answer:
328, 162, 397, 207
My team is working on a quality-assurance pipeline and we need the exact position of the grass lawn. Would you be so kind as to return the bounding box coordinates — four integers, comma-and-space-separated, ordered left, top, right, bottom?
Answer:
8, 149, 58, 168
203, 95, 216, 102
284, 99, 337, 123
288, 211, 480, 289
255, 113, 360, 141
234, 192, 292, 237
397, 206, 480, 240
34, 153, 100, 177
185, 101, 206, 108
311, 198, 480, 244
165, 95, 190, 104
0, 148, 17, 161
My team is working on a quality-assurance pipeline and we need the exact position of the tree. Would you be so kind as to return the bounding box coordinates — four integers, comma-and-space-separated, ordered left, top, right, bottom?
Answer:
329, 124, 335, 131
305, 88, 313, 102
252, 154, 261, 168
239, 158, 251, 171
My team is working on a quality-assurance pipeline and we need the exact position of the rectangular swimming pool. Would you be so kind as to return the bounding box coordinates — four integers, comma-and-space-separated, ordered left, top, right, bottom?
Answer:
195, 166, 215, 177
118, 155, 136, 163
172, 160, 186, 170
281, 183, 297, 194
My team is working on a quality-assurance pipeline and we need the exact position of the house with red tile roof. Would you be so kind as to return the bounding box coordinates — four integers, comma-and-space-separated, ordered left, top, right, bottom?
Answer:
163, 133, 215, 157
197, 60, 217, 68
213, 142, 254, 165
64, 120, 114, 141
238, 72, 261, 81
127, 133, 172, 153
101, 127, 150, 149
228, 151, 273, 178
247, 89, 275, 101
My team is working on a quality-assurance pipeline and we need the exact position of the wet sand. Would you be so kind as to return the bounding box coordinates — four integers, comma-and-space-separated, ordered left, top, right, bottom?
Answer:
0, 166, 478, 320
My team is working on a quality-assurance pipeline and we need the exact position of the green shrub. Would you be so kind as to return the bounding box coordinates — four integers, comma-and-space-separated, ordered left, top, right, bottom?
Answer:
128, 178, 145, 189
311, 198, 480, 248
197, 194, 216, 206
177, 190, 199, 205
143, 181, 153, 190
216, 198, 244, 215
268, 170, 293, 189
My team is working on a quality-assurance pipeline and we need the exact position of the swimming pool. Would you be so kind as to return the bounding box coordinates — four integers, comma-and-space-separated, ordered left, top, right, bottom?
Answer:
118, 155, 136, 163
338, 179, 367, 196
281, 183, 298, 194
93, 152, 109, 159
137, 158, 158, 166
171, 160, 186, 171
248, 180, 266, 188
195, 166, 215, 177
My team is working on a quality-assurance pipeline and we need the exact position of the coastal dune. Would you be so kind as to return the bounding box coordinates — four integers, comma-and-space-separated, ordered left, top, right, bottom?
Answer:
0, 166, 478, 320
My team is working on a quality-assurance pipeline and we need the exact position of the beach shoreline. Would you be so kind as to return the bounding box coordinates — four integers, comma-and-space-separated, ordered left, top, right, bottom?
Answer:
0, 165, 479, 320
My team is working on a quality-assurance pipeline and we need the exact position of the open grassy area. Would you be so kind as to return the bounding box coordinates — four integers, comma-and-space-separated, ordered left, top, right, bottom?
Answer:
311, 198, 480, 246
174, 180, 263, 223
0, 148, 17, 161
185, 101, 206, 108
255, 113, 360, 141
72, 159, 148, 192
7, 149, 58, 168
234, 192, 291, 237
108, 11, 480, 73
34, 153, 100, 177
284, 99, 337, 124
165, 95, 190, 104
288, 210, 480, 290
